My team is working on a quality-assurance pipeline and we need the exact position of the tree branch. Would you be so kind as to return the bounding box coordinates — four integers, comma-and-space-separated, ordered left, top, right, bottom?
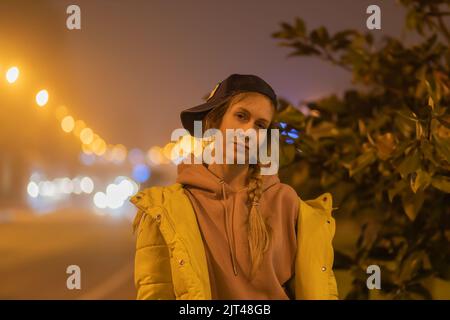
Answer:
429, 5, 450, 44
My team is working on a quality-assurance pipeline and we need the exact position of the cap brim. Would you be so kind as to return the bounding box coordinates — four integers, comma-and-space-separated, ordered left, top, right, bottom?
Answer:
180, 97, 226, 137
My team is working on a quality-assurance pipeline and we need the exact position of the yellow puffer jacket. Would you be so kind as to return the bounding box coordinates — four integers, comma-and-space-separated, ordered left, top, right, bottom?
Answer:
130, 183, 338, 300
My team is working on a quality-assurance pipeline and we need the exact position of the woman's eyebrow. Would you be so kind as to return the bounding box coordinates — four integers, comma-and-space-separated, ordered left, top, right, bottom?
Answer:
236, 107, 270, 124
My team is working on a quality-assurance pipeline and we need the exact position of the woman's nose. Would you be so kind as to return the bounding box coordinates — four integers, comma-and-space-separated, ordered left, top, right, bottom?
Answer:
241, 121, 256, 131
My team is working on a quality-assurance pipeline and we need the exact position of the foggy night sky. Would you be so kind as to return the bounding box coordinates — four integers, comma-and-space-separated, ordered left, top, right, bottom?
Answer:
0, 0, 411, 150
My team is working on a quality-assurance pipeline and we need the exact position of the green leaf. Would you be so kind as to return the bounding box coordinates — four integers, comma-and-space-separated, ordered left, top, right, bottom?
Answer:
431, 175, 450, 193
395, 110, 418, 122
415, 121, 424, 139
274, 105, 305, 127
307, 121, 339, 141
391, 140, 414, 159
437, 116, 450, 129
314, 94, 347, 114
396, 148, 421, 179
420, 139, 440, 166
280, 22, 295, 36
310, 26, 330, 46
287, 41, 321, 56
279, 143, 296, 167
399, 250, 426, 282
401, 190, 425, 221
349, 151, 377, 177
428, 96, 434, 110
410, 169, 431, 193
433, 135, 450, 162
294, 17, 306, 37
332, 30, 359, 51
388, 179, 408, 202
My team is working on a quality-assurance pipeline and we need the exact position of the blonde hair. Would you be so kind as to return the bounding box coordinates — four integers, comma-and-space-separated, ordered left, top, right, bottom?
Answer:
203, 92, 274, 280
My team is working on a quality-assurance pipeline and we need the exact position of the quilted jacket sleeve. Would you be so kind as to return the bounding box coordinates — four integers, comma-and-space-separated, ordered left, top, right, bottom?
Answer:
134, 210, 176, 300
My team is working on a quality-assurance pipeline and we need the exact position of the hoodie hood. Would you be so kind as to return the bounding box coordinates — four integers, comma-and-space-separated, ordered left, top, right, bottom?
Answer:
176, 162, 280, 200
175, 162, 280, 277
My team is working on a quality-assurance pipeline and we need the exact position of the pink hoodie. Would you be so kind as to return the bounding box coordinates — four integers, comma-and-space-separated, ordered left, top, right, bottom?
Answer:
176, 162, 299, 299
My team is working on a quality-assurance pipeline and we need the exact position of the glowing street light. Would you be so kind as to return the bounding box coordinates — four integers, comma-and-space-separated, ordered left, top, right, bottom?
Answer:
36, 89, 49, 107
147, 146, 164, 165
80, 127, 94, 144
92, 138, 106, 156
61, 115, 75, 133
80, 176, 94, 194
93, 192, 107, 209
27, 181, 39, 198
6, 66, 19, 84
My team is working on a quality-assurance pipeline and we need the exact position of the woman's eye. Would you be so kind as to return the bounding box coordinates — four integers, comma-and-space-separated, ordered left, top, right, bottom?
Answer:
256, 123, 266, 129
236, 113, 246, 120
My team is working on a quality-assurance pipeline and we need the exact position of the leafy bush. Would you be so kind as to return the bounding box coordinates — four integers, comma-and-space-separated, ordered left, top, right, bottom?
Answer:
272, 0, 450, 299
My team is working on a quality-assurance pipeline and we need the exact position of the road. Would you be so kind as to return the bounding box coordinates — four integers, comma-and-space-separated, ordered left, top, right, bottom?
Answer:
0, 208, 136, 299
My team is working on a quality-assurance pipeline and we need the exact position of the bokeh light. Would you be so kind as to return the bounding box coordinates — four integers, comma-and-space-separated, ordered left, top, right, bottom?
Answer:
61, 116, 75, 133
71, 177, 82, 195
26, 175, 100, 199
27, 181, 39, 198
147, 146, 164, 165
91, 137, 107, 156
92, 176, 139, 211
114, 176, 139, 196
80, 177, 94, 194
80, 128, 94, 144
6, 66, 19, 84
132, 164, 150, 183
61, 178, 74, 194
93, 192, 107, 209
80, 152, 96, 166
163, 143, 176, 161
36, 89, 49, 107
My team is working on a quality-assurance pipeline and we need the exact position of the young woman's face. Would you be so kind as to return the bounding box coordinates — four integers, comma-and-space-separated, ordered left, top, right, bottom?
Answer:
218, 92, 275, 163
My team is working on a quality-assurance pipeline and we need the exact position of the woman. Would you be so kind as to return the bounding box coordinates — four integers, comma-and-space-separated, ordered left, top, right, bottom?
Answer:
130, 74, 338, 300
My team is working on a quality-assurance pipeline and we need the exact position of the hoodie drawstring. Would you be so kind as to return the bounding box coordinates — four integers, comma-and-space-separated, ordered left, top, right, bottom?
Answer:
219, 179, 239, 276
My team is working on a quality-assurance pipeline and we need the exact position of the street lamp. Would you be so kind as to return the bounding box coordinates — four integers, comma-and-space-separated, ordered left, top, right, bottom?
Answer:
6, 66, 19, 84
36, 89, 49, 107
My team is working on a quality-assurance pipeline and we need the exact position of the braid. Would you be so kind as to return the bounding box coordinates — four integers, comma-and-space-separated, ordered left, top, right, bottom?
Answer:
246, 163, 272, 280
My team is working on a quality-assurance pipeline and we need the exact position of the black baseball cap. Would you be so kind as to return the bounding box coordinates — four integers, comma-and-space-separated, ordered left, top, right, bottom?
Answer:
180, 74, 278, 137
